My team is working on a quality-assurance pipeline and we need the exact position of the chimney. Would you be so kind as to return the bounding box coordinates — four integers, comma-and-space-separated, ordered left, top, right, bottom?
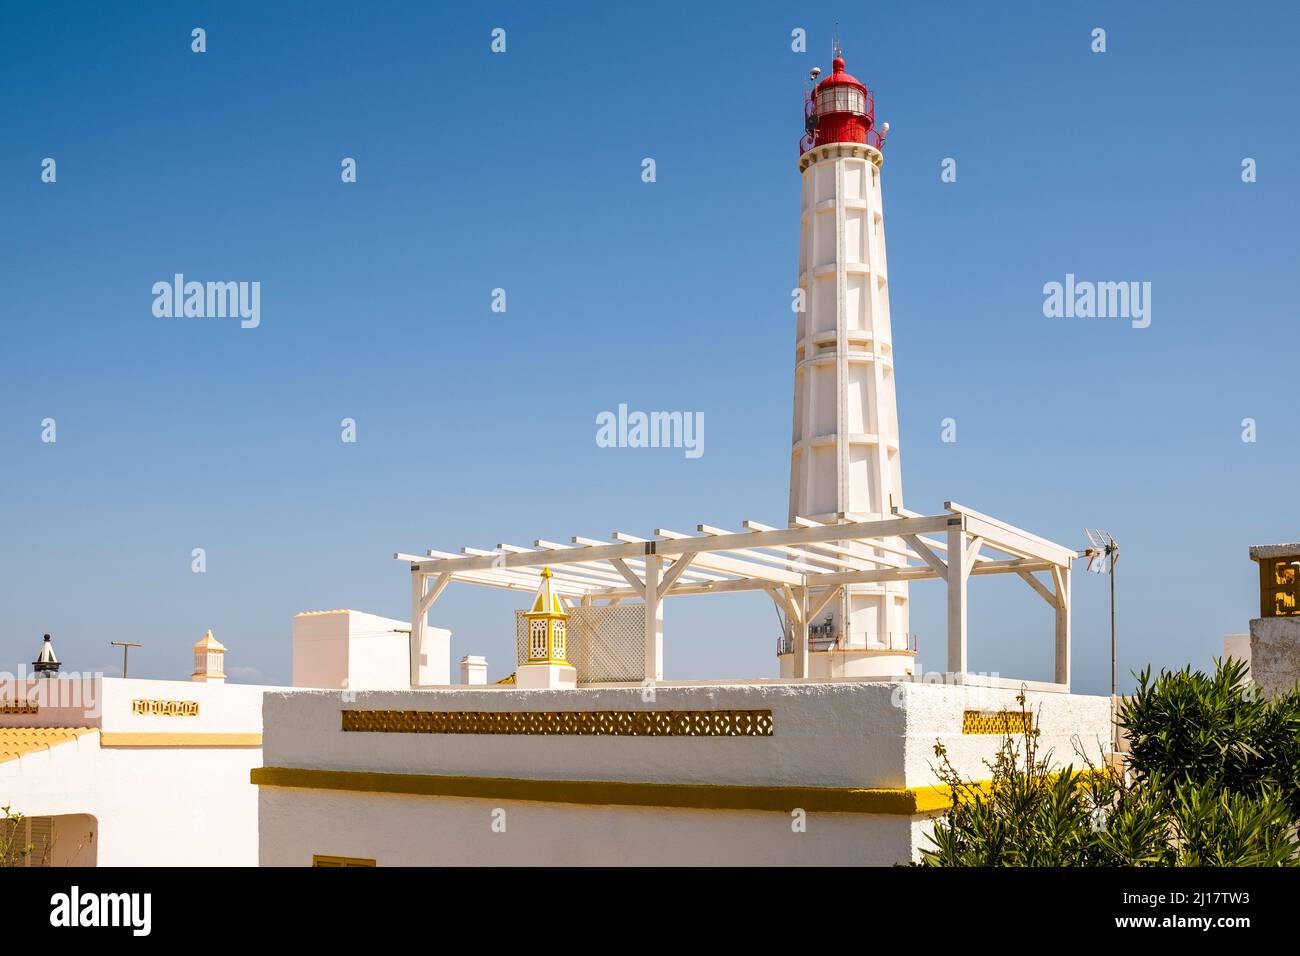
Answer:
33, 634, 60, 678
192, 630, 226, 683
459, 655, 488, 686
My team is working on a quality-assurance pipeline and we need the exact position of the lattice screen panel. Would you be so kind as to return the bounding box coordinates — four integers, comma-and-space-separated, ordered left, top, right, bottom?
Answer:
515, 605, 646, 683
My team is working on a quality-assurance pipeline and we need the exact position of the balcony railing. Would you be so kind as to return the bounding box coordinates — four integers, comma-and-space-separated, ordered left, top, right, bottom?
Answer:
799, 84, 884, 156
777, 631, 917, 655
799, 125, 887, 156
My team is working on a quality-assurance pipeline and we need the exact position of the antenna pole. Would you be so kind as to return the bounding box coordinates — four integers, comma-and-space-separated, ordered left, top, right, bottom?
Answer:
1109, 546, 1117, 699
1106, 536, 1119, 755
1081, 530, 1120, 752
111, 641, 143, 678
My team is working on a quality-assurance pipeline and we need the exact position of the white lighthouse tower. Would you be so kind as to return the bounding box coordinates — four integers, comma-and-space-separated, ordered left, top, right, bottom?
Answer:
783, 45, 916, 679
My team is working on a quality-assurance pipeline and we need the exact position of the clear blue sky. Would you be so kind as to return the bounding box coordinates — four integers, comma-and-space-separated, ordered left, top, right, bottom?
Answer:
2, 1, 1296, 693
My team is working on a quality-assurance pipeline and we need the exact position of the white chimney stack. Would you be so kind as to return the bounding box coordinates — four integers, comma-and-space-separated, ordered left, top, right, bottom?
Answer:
192, 630, 226, 683
459, 655, 488, 686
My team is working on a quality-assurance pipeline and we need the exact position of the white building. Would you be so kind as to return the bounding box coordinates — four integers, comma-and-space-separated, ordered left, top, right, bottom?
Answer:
1, 615, 439, 866
0, 633, 271, 866
252, 48, 1113, 867
291, 609, 423, 691
257, 681, 1108, 867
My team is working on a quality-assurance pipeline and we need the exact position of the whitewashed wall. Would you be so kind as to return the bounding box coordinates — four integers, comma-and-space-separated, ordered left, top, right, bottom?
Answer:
0, 677, 278, 866
259, 681, 1111, 865
292, 610, 412, 690
261, 789, 916, 867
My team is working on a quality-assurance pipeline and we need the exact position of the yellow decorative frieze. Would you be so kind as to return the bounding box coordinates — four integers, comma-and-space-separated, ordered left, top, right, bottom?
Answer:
961, 710, 1033, 735
132, 698, 200, 717
0, 701, 39, 715
341, 708, 774, 737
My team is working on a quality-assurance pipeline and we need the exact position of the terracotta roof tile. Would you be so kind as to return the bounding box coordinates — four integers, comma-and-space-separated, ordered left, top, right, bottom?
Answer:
0, 727, 95, 764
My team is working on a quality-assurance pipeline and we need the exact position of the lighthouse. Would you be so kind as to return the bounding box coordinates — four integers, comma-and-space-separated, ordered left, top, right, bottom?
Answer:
783, 44, 916, 678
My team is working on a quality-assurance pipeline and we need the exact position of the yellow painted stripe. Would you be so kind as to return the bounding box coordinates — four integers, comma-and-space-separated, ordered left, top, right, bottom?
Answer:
251, 766, 961, 815
100, 732, 262, 748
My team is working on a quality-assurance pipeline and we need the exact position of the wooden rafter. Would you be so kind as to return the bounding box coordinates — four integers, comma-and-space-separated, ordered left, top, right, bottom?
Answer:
400, 503, 1078, 691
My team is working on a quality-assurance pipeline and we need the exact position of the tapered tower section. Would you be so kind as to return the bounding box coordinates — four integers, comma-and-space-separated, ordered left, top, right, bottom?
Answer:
783, 51, 915, 678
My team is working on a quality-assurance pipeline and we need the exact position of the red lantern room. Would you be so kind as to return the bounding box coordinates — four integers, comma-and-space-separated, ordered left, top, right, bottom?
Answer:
800, 52, 886, 155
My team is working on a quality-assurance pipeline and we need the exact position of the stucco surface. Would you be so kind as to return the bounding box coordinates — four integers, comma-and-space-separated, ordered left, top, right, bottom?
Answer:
265, 681, 1111, 792
1250, 617, 1300, 697
0, 676, 281, 865
260, 788, 916, 867
0, 732, 263, 865
264, 682, 909, 789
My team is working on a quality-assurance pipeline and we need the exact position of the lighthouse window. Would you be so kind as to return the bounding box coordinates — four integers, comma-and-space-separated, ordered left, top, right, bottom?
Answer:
816, 87, 866, 115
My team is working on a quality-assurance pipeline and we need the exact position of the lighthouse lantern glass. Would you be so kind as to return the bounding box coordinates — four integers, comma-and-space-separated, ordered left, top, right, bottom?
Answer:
816, 86, 865, 115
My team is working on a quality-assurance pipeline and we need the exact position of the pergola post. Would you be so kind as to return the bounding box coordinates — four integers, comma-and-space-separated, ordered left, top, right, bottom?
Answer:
643, 554, 664, 682
409, 572, 426, 687
1053, 565, 1071, 688
409, 571, 451, 687
795, 586, 809, 678
775, 585, 808, 678
946, 522, 969, 680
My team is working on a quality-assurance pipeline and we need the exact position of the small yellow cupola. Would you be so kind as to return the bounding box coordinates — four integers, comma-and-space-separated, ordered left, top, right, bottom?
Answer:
516, 568, 577, 690
525, 568, 569, 664
192, 629, 226, 683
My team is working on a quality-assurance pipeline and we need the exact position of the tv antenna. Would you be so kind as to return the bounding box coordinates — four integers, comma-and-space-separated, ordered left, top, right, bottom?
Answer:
111, 641, 142, 678
1081, 529, 1120, 738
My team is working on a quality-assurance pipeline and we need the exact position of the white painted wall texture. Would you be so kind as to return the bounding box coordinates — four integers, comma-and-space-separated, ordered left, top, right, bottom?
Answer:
1248, 617, 1300, 699
258, 681, 1111, 866
0, 676, 271, 733
292, 610, 412, 690
790, 145, 908, 655
260, 789, 919, 867
0, 676, 277, 866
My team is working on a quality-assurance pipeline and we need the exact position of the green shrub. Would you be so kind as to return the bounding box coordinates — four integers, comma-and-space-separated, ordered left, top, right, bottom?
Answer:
1120, 658, 1300, 814
919, 662, 1300, 867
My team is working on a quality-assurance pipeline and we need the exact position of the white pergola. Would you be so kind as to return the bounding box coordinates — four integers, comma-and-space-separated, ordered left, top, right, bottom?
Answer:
396, 501, 1076, 691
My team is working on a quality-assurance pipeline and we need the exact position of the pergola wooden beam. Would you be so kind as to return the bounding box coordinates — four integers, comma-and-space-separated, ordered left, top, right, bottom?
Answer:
399, 505, 1076, 691
1017, 570, 1057, 607
902, 534, 947, 581
427, 549, 591, 595
410, 514, 954, 577
462, 545, 624, 590
946, 501, 1076, 566
570, 537, 726, 583
656, 527, 830, 576
791, 515, 912, 567
702, 523, 866, 573
609, 558, 647, 592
